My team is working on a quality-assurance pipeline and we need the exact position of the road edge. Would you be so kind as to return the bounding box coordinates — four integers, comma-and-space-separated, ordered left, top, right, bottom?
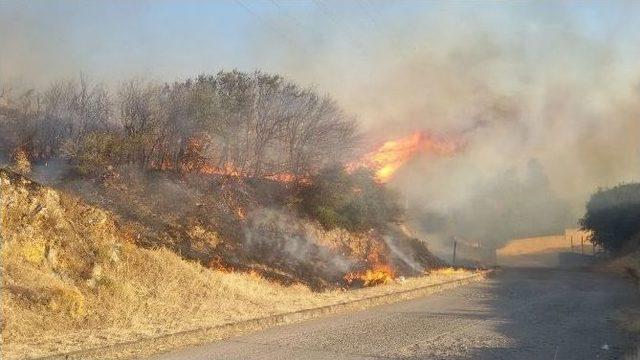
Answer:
34, 269, 494, 360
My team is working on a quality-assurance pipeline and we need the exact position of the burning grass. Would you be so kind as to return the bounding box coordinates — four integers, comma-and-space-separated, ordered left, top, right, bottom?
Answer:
343, 244, 397, 287
0, 168, 470, 360
3, 242, 474, 360
58, 165, 440, 290
344, 265, 395, 287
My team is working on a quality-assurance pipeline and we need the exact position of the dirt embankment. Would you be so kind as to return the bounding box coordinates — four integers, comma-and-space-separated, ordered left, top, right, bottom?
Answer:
56, 168, 441, 290
0, 169, 463, 359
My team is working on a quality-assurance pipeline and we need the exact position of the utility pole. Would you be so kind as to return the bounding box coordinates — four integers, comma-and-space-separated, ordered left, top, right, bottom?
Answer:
452, 237, 457, 266
570, 236, 573, 252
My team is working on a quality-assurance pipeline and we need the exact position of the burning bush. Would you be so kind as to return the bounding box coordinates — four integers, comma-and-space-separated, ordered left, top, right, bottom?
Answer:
0, 71, 449, 296
0, 72, 358, 181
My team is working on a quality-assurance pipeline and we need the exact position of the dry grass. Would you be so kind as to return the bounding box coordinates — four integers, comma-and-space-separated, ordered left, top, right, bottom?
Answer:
4, 247, 472, 360
0, 170, 473, 360
498, 229, 593, 257
498, 235, 569, 256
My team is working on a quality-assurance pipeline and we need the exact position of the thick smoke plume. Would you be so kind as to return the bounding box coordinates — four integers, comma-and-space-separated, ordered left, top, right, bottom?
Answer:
2, 2, 640, 250
248, 4, 640, 248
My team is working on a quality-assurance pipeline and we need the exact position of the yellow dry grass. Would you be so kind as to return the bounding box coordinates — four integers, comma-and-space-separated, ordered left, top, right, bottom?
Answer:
498, 235, 567, 256
498, 230, 593, 257
0, 170, 474, 360
4, 248, 473, 360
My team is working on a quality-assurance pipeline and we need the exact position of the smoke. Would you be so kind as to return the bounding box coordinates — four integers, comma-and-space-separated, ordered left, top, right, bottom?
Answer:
243, 207, 352, 277
410, 160, 573, 249
246, 3, 640, 248
383, 235, 424, 273
2, 2, 640, 249
242, 208, 438, 279
31, 158, 72, 185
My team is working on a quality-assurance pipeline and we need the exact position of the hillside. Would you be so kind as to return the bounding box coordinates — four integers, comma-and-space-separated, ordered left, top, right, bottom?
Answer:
0, 70, 444, 290
54, 166, 441, 288
1, 169, 454, 359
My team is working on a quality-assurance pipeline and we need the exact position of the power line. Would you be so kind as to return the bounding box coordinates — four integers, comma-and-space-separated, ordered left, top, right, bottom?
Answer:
311, 0, 370, 59
268, 0, 309, 32
234, 0, 313, 57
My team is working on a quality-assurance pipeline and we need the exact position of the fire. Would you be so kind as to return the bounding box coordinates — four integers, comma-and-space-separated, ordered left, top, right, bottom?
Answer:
150, 137, 300, 183
235, 206, 246, 220
246, 269, 262, 279
199, 163, 241, 177
344, 264, 395, 287
354, 131, 464, 183
264, 172, 302, 183
343, 243, 396, 287
208, 256, 235, 272
154, 131, 463, 185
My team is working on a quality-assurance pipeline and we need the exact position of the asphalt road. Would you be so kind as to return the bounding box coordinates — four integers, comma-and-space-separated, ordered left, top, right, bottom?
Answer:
149, 268, 639, 360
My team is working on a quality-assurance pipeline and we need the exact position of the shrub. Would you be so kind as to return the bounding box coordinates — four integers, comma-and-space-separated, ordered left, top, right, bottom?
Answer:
299, 165, 403, 232
580, 183, 640, 252
62, 132, 128, 176
10, 148, 31, 175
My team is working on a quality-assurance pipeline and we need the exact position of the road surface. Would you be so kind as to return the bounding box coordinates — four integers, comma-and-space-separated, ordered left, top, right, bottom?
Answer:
149, 268, 638, 360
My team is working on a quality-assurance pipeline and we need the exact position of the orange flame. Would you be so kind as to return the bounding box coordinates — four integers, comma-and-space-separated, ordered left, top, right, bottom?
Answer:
235, 206, 246, 220
155, 131, 463, 185
199, 163, 241, 177
150, 136, 300, 183
344, 264, 395, 287
264, 172, 304, 183
355, 131, 464, 183
208, 257, 235, 272
343, 243, 396, 287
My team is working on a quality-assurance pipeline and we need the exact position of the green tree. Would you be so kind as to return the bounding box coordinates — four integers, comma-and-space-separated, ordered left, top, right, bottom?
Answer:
580, 183, 640, 252
299, 165, 403, 231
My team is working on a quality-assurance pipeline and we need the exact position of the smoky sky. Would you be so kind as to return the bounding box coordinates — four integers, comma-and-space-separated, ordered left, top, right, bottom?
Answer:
2, 1, 640, 234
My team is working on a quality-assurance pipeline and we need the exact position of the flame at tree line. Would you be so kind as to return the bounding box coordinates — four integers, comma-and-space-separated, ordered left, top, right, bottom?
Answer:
17, 129, 459, 286
165, 130, 464, 185
150, 131, 464, 287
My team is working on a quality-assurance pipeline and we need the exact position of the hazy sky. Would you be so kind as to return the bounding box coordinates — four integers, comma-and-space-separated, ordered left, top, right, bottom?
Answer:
2, 1, 638, 90
2, 1, 640, 221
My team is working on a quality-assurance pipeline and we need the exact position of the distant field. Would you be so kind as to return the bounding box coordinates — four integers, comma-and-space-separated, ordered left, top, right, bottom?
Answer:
499, 235, 568, 256
499, 229, 592, 257
497, 229, 593, 267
